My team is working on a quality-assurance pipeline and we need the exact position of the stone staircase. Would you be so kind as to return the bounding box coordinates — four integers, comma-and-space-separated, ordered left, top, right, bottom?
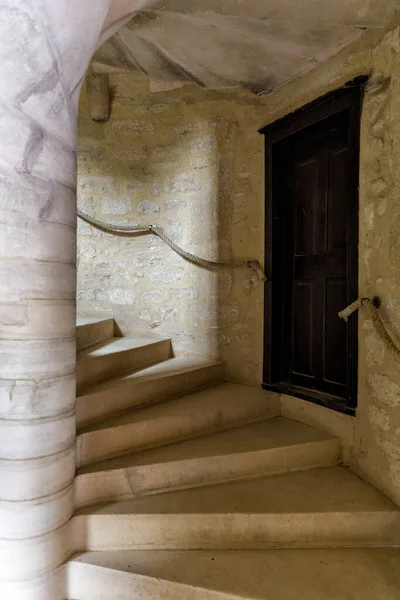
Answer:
69, 317, 400, 600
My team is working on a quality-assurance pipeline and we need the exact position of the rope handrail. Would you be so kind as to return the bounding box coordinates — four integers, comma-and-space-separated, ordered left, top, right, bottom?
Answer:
77, 209, 267, 283
79, 211, 400, 355
339, 297, 400, 358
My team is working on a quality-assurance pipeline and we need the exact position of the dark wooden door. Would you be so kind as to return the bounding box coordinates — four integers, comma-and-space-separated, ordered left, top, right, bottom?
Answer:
261, 82, 362, 414
282, 113, 350, 398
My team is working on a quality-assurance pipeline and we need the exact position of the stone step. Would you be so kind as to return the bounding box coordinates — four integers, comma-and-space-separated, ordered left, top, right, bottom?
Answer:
76, 357, 225, 428
73, 466, 400, 551
76, 317, 114, 351
76, 336, 172, 392
69, 548, 400, 600
76, 383, 280, 468
75, 417, 341, 509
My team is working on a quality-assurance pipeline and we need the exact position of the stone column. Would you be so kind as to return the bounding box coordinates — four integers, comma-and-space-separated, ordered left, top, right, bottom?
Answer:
0, 2, 145, 598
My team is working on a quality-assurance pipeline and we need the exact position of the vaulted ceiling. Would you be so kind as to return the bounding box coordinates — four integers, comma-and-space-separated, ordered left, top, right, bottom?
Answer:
93, 0, 398, 94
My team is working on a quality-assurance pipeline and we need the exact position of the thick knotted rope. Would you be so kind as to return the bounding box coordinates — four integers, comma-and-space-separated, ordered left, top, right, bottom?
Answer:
78, 209, 267, 283
339, 297, 400, 358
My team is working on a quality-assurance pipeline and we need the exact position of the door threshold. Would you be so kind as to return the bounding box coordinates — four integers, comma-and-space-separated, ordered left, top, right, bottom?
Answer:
262, 383, 356, 416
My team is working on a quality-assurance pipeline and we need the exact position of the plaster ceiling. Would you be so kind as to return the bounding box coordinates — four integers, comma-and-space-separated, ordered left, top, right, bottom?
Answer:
93, 0, 398, 94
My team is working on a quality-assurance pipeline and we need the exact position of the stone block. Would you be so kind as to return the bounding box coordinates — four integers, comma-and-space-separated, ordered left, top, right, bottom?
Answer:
169, 288, 198, 301
78, 239, 97, 260
0, 519, 73, 582
0, 409, 75, 462
140, 290, 167, 306
137, 200, 160, 214
135, 256, 163, 268
152, 145, 181, 160
108, 271, 139, 287
111, 146, 148, 161
151, 183, 161, 197
1, 260, 75, 301
80, 176, 116, 195
150, 266, 184, 284
0, 337, 75, 379
77, 146, 105, 162
165, 198, 187, 212
0, 299, 75, 341
77, 289, 96, 301
0, 173, 69, 223
123, 179, 147, 193
77, 218, 93, 236
78, 195, 94, 214
101, 197, 132, 215
112, 103, 148, 118
147, 103, 173, 114
189, 156, 216, 169
166, 173, 201, 193
0, 217, 76, 263
112, 120, 154, 137
0, 485, 74, 541
109, 289, 135, 305
33, 135, 76, 190
189, 134, 217, 153
152, 160, 179, 171
1, 446, 75, 502
167, 219, 183, 241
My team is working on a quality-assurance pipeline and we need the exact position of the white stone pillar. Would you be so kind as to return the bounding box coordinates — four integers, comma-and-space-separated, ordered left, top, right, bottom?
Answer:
0, 2, 118, 598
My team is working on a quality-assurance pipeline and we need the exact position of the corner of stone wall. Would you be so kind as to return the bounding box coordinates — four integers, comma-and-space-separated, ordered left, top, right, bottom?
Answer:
77, 24, 400, 504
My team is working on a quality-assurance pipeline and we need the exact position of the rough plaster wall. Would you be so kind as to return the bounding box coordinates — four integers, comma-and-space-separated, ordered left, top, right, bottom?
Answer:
77, 79, 265, 384
77, 24, 400, 504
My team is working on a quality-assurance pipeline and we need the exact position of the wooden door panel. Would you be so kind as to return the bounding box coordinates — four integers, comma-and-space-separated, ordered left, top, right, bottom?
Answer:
262, 81, 362, 414
325, 279, 347, 386
283, 113, 354, 399
294, 158, 318, 255
292, 281, 314, 377
327, 147, 350, 251
294, 253, 346, 279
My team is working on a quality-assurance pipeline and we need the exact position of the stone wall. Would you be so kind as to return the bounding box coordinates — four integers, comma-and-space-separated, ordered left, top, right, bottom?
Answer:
355, 28, 400, 506
77, 78, 265, 384
77, 24, 400, 504
259, 25, 400, 507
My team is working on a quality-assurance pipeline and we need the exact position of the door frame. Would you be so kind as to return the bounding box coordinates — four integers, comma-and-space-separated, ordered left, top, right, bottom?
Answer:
260, 78, 366, 416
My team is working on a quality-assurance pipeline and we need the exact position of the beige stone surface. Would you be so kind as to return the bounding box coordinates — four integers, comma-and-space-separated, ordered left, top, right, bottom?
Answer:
0, 520, 75, 582
77, 335, 172, 391
1, 566, 67, 600
69, 548, 400, 600
280, 394, 356, 463
75, 417, 341, 508
76, 76, 267, 385
76, 316, 115, 350
0, 485, 74, 540
76, 383, 280, 467
74, 466, 400, 550
77, 22, 400, 506
77, 356, 225, 427
0, 446, 76, 502
94, 0, 398, 94
268, 24, 400, 509
0, 2, 155, 596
